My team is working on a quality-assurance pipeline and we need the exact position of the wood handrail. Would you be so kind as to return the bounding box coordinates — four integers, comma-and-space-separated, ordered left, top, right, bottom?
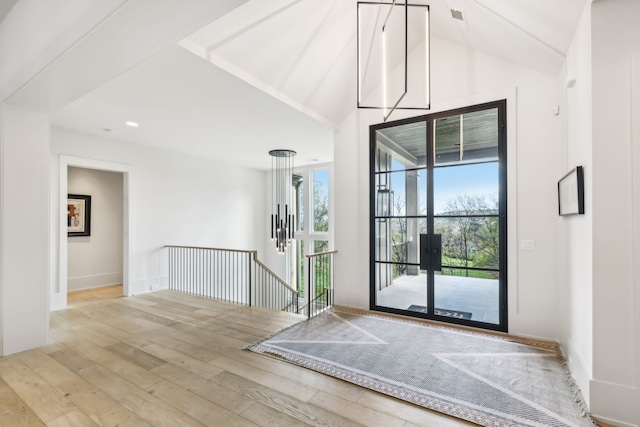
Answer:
306, 250, 338, 258
166, 245, 337, 261
166, 245, 296, 294
253, 258, 298, 295
166, 244, 299, 313
297, 288, 332, 315
165, 245, 256, 255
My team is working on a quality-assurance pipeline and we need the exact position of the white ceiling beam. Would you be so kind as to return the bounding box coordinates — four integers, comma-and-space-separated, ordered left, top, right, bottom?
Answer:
471, 0, 565, 57
178, 38, 338, 129
7, 0, 249, 112
0, 0, 128, 104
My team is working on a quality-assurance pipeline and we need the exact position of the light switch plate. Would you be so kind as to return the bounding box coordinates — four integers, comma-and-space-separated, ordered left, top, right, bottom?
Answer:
521, 240, 535, 251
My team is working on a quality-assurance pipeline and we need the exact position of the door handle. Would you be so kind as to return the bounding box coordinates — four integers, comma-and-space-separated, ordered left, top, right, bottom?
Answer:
432, 234, 442, 272
420, 234, 442, 271
419, 234, 429, 270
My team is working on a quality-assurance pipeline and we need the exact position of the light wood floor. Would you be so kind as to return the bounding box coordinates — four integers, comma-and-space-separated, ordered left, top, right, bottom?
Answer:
67, 284, 123, 305
0, 290, 614, 427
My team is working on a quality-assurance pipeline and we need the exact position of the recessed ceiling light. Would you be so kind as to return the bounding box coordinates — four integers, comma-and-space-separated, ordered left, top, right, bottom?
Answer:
125, 121, 139, 127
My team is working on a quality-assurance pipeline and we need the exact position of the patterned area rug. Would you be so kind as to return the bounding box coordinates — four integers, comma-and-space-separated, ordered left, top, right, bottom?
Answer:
248, 309, 594, 427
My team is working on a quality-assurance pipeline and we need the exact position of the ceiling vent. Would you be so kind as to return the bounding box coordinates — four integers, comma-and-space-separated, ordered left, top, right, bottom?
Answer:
450, 9, 464, 21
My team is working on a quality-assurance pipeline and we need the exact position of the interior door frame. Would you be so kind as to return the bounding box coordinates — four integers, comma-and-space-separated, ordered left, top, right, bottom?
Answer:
369, 100, 508, 332
54, 155, 133, 311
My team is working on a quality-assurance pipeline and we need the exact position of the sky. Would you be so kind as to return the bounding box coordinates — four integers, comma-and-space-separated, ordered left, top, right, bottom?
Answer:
307, 162, 499, 219
389, 161, 499, 215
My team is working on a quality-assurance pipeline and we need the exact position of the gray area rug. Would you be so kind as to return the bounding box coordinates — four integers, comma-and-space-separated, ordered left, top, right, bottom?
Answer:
248, 310, 594, 427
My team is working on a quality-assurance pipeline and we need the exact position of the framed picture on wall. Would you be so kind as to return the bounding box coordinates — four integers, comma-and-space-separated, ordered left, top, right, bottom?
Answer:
68, 194, 91, 236
558, 166, 584, 216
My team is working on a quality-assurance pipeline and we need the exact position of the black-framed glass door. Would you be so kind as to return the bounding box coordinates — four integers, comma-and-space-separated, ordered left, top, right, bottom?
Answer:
370, 100, 507, 332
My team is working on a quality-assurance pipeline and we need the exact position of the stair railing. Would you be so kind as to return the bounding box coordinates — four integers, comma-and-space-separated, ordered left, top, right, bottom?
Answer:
298, 250, 337, 318
165, 245, 298, 313
253, 257, 299, 313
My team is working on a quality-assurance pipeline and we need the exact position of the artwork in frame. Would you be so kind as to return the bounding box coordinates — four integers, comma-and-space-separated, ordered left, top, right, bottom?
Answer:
68, 194, 91, 236
558, 166, 584, 216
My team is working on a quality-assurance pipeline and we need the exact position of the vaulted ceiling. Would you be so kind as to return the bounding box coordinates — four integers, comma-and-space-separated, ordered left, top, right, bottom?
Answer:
49, 0, 588, 170
0, 0, 17, 24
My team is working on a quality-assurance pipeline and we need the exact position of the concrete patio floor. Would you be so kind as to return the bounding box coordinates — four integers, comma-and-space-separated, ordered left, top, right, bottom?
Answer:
375, 273, 500, 324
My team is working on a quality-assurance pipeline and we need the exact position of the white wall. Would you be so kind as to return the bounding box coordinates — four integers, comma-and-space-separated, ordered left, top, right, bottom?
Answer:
51, 128, 266, 305
334, 35, 565, 341
67, 167, 123, 291
0, 104, 50, 355
589, 0, 640, 424
560, 0, 593, 405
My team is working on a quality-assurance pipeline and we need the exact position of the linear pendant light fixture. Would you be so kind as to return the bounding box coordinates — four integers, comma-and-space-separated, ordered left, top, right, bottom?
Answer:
269, 149, 296, 254
357, 1, 430, 121
382, 0, 407, 121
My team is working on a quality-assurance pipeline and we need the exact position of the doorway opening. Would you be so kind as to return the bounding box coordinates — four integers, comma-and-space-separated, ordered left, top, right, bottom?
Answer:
66, 166, 124, 305
370, 100, 507, 332
57, 156, 132, 310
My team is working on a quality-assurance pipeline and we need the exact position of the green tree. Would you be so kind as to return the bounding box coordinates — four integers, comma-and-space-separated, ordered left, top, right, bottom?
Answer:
311, 179, 330, 300
390, 195, 407, 277
312, 240, 331, 300
474, 203, 499, 270
439, 194, 498, 276
313, 180, 329, 232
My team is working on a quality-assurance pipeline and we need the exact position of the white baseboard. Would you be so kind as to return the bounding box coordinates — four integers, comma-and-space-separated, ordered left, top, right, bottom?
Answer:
67, 283, 123, 293
593, 415, 637, 427
50, 292, 66, 312
512, 332, 559, 343
67, 272, 122, 291
130, 275, 168, 295
561, 340, 591, 405
590, 379, 639, 427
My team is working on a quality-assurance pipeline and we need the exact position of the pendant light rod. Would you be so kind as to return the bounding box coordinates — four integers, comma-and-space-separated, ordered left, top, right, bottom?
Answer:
269, 149, 296, 254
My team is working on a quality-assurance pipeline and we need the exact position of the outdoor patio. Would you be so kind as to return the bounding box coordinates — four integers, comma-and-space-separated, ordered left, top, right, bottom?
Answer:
376, 273, 500, 324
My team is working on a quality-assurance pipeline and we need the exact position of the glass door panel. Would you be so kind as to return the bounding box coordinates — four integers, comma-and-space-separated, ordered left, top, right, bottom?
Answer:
433, 163, 499, 215
371, 100, 507, 332
372, 121, 427, 313
434, 108, 499, 166
432, 106, 501, 325
376, 121, 428, 168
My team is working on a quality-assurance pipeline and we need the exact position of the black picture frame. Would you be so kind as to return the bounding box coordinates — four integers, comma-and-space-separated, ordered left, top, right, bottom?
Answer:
558, 166, 584, 216
68, 194, 91, 236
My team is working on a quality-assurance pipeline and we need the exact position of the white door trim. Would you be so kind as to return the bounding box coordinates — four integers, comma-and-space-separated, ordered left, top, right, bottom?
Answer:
55, 155, 133, 310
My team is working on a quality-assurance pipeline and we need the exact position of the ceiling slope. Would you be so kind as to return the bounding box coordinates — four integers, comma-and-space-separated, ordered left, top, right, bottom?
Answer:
50, 0, 588, 170
183, 0, 355, 128
51, 45, 334, 170
182, 0, 588, 127
0, 0, 17, 25
7, 0, 249, 111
